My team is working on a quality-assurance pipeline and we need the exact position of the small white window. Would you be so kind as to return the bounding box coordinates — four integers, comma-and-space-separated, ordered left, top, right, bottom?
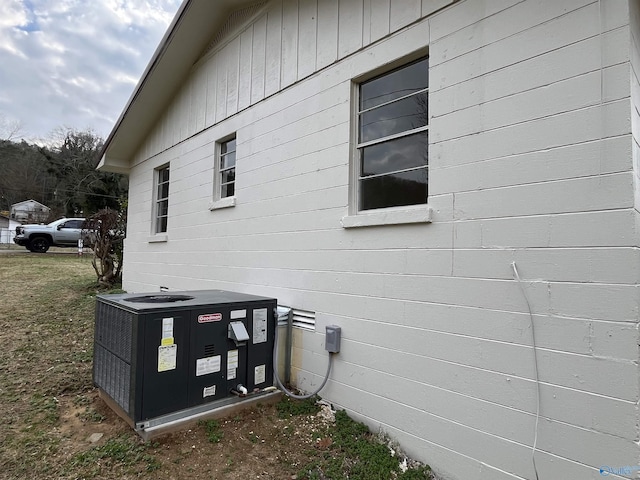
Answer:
219, 137, 236, 199
354, 56, 429, 211
210, 136, 237, 210
154, 165, 170, 234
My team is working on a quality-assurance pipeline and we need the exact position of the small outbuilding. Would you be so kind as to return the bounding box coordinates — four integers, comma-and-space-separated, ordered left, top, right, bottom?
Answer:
10, 199, 50, 224
0, 214, 21, 244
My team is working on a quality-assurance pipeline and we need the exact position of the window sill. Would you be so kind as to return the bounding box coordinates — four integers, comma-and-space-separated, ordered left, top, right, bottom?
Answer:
209, 197, 236, 211
147, 234, 168, 243
341, 206, 432, 228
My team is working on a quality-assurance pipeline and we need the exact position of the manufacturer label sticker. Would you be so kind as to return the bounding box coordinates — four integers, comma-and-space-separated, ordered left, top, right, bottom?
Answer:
198, 313, 222, 323
203, 385, 216, 398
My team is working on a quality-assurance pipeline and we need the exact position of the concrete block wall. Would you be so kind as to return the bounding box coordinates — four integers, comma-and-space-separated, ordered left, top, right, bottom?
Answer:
632, 0, 640, 214
123, 1, 638, 478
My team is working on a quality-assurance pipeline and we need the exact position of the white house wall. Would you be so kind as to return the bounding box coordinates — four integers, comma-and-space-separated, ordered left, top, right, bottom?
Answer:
632, 0, 640, 213
123, 1, 638, 479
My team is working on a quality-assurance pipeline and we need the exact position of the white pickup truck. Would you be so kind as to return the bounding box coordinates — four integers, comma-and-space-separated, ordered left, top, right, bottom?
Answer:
13, 217, 86, 253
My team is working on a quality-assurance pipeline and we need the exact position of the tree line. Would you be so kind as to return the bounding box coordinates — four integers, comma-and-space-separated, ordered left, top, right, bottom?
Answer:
0, 129, 127, 221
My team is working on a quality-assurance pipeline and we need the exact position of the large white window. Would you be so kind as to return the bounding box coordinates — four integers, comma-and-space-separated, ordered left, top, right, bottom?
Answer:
154, 165, 169, 234
355, 56, 429, 211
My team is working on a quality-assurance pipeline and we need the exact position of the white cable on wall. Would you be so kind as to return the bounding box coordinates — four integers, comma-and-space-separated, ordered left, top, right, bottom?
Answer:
511, 261, 541, 480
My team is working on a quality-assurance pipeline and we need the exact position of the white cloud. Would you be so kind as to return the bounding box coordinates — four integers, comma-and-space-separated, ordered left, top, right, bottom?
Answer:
0, 0, 31, 57
0, 0, 182, 143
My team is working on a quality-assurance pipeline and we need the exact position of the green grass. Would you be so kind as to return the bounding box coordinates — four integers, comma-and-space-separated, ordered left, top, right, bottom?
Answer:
297, 410, 432, 480
70, 435, 162, 476
199, 419, 224, 443
276, 395, 321, 418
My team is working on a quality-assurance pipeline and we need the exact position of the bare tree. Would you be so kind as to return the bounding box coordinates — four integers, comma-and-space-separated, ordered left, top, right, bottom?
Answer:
83, 208, 126, 287
0, 113, 25, 141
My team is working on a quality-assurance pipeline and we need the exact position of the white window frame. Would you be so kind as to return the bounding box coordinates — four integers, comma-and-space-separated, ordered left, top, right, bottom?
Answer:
343, 53, 432, 228
151, 164, 170, 240
210, 135, 237, 211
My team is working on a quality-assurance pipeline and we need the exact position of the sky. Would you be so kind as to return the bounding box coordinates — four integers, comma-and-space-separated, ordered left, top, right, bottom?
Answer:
0, 0, 182, 144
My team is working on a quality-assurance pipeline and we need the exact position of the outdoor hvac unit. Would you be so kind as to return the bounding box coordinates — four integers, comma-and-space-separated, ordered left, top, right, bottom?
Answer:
93, 290, 276, 432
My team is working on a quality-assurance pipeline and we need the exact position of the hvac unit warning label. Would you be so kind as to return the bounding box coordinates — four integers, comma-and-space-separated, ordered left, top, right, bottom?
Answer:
196, 355, 221, 376
254, 364, 266, 385
253, 309, 267, 344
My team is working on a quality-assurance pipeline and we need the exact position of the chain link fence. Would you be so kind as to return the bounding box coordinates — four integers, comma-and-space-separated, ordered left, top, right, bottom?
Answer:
0, 228, 16, 248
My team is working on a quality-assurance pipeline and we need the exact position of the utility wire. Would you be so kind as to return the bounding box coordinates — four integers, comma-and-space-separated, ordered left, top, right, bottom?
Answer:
511, 262, 541, 480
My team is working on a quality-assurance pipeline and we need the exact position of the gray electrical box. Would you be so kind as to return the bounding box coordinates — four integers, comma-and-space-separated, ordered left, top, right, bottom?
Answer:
325, 325, 341, 353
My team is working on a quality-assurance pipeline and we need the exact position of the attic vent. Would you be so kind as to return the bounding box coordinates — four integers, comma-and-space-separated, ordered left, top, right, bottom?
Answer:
201, 1, 268, 57
292, 308, 316, 331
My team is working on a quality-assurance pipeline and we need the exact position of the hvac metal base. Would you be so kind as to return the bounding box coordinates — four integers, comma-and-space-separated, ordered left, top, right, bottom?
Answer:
99, 388, 282, 441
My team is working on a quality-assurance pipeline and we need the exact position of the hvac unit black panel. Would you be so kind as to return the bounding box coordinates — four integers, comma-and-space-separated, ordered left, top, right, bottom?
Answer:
93, 290, 277, 425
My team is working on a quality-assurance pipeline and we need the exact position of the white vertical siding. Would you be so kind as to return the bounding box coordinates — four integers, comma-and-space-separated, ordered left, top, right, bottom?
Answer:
238, 28, 253, 111
138, 0, 455, 160
337, 0, 363, 58
250, 14, 267, 103
124, 1, 638, 479
389, 0, 421, 32
264, 1, 283, 96
316, 0, 338, 68
297, 0, 317, 78
281, 0, 299, 87
226, 37, 241, 116
369, 0, 390, 42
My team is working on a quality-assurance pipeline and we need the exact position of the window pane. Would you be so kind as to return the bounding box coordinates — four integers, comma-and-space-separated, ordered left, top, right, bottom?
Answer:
158, 182, 169, 200
361, 131, 428, 177
157, 199, 168, 216
156, 216, 167, 233
359, 92, 428, 143
359, 168, 428, 211
221, 182, 235, 198
221, 167, 235, 198
221, 151, 236, 170
360, 57, 428, 110
159, 167, 170, 183
221, 138, 236, 155
221, 169, 235, 185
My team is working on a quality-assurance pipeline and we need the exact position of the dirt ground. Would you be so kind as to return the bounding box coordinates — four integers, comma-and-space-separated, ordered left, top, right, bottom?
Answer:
58, 389, 334, 480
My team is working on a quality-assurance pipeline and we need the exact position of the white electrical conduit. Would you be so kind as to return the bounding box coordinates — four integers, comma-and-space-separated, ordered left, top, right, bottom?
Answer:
273, 324, 334, 400
511, 262, 541, 480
